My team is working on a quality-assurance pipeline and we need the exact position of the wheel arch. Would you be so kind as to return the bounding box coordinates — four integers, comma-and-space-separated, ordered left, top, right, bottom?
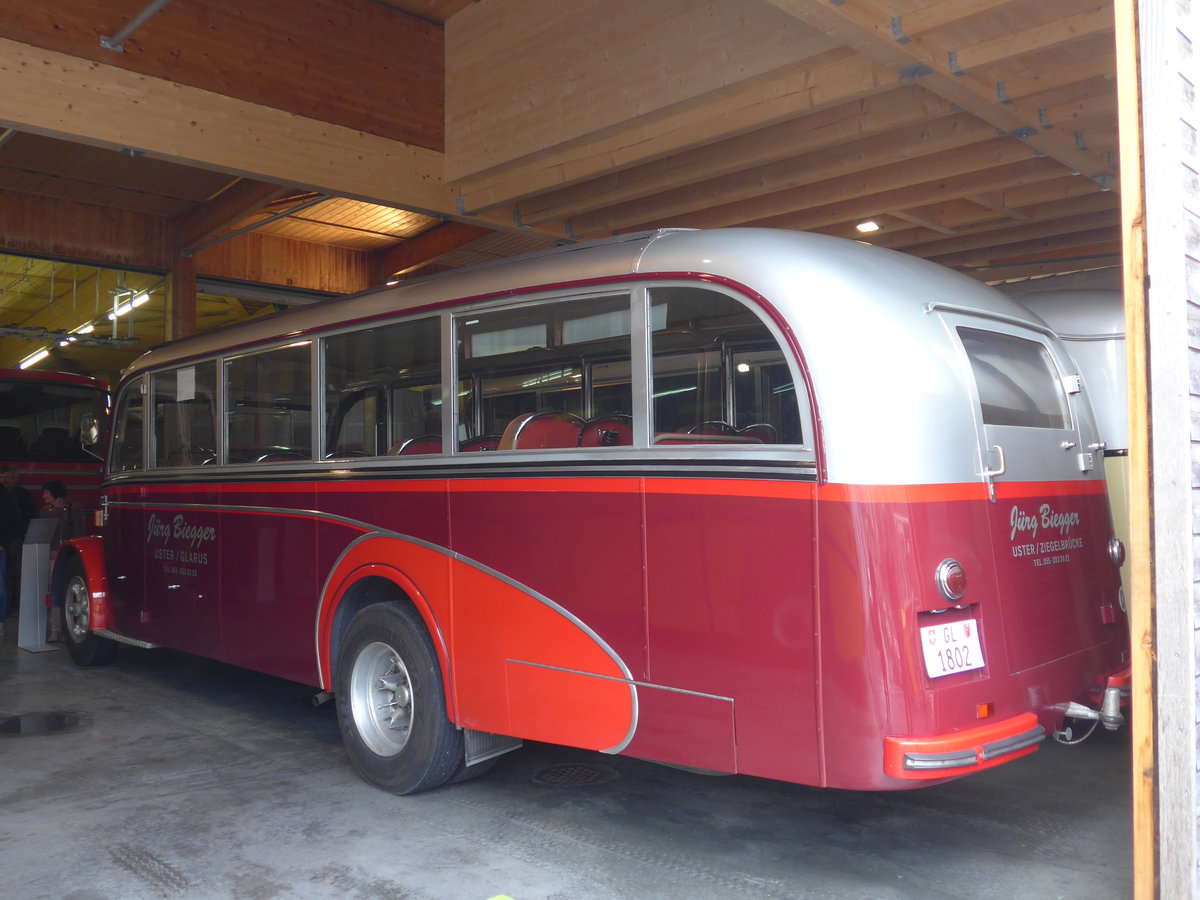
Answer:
316, 542, 454, 714
52, 536, 111, 630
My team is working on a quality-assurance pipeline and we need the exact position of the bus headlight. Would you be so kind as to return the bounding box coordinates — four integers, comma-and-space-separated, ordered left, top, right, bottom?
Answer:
935, 558, 967, 603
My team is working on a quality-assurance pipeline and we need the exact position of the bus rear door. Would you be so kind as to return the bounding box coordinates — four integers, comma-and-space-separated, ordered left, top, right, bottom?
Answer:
948, 315, 1123, 682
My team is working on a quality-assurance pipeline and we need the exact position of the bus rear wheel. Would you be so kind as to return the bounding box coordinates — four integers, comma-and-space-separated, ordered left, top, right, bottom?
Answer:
334, 603, 463, 795
60, 557, 117, 667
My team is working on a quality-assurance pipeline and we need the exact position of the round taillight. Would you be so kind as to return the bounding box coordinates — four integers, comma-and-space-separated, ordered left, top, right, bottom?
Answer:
936, 558, 967, 602
1108, 537, 1126, 568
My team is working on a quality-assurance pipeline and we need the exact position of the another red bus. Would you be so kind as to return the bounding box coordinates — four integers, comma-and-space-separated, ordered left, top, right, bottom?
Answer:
53, 229, 1129, 794
0, 368, 108, 516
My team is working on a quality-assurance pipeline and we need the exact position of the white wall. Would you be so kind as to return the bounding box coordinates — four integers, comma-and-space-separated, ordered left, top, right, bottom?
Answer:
1138, 0, 1200, 895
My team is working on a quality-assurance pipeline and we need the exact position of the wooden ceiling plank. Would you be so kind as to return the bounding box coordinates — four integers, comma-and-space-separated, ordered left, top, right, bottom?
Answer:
763, 0, 1117, 187
951, 6, 1115, 73
375, 221, 494, 280
742, 156, 1071, 232
614, 137, 1040, 235
492, 87, 953, 223
566, 113, 996, 233
453, 50, 897, 212
0, 168, 191, 216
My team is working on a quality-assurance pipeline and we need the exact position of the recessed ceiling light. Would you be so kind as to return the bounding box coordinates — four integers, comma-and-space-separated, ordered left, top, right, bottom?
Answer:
856, 220, 881, 234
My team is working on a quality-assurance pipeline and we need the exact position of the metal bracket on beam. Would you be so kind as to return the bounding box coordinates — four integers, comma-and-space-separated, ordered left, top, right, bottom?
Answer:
513, 208, 531, 229
948, 51, 965, 76
182, 193, 330, 257
900, 64, 933, 82
996, 82, 1011, 104
1038, 108, 1052, 129
1108, 150, 1117, 169
890, 17, 908, 43
995, 127, 1038, 140
829, 0, 846, 6
1075, 131, 1089, 150
564, 219, 578, 240
455, 195, 476, 217
1092, 173, 1117, 192
100, 0, 175, 51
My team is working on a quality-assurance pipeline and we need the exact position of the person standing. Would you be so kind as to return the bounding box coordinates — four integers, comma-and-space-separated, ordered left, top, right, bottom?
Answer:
0, 474, 25, 637
1, 466, 36, 609
40, 479, 85, 642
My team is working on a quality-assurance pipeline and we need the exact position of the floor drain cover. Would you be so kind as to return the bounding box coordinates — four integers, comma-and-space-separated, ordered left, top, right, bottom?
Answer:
0, 711, 88, 736
532, 762, 618, 786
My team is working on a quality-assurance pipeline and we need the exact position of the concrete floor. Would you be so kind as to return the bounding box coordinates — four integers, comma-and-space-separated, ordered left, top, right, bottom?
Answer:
0, 625, 1132, 900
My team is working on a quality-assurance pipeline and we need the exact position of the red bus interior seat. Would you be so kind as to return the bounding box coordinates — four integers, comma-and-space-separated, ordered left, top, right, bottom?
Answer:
498, 412, 585, 450
390, 434, 442, 455
578, 415, 633, 447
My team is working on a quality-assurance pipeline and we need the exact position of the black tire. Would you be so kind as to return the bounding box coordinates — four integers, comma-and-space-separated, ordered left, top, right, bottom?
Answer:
59, 557, 118, 667
334, 602, 463, 794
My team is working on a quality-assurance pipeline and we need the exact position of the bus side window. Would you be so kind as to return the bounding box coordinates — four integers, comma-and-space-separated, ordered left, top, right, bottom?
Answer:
322, 317, 442, 458
456, 293, 633, 448
649, 287, 803, 445
109, 380, 145, 472
226, 343, 313, 464
151, 363, 217, 467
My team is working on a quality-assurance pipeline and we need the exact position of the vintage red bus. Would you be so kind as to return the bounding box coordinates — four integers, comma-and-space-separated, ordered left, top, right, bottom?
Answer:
53, 228, 1129, 794
0, 368, 108, 516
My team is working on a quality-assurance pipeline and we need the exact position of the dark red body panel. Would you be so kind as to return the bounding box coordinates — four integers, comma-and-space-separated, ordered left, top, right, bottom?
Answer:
90, 471, 1126, 790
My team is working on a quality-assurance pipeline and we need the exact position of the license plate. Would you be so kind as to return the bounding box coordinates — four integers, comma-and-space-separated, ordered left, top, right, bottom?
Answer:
920, 618, 985, 678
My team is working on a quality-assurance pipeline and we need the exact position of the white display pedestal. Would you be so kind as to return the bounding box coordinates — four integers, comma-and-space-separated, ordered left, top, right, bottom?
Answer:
18, 518, 59, 654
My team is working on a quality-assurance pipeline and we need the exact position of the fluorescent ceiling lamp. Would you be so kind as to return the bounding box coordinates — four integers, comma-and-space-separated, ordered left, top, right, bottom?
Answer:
18, 348, 50, 370
107, 292, 151, 320
855, 220, 881, 234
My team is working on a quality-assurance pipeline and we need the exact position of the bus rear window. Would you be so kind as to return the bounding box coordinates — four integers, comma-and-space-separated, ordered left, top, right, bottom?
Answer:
958, 327, 1070, 429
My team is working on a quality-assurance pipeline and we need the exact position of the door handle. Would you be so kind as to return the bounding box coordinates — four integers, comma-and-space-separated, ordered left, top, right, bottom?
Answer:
982, 444, 1005, 503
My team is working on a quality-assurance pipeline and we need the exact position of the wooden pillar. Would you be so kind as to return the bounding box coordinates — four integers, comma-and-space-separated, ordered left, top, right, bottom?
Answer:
166, 251, 197, 341
1114, 1, 1155, 896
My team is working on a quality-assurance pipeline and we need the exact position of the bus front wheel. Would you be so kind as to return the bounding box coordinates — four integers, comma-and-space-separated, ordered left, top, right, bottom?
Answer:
334, 603, 463, 794
60, 557, 118, 667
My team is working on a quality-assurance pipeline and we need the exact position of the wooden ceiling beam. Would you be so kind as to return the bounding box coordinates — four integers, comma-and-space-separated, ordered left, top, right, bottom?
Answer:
0, 37, 564, 241
890, 211, 959, 235
949, 6, 1115, 73
894, 209, 1121, 260
501, 86, 954, 224
175, 179, 291, 250
452, 50, 897, 213
892, 0, 1028, 38
626, 137, 1041, 233
926, 225, 1121, 267
567, 113, 996, 234
763, 0, 1117, 189
999, 51, 1115, 102
966, 192, 1035, 222
375, 221, 493, 281
745, 157, 1073, 232
868, 190, 1120, 251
